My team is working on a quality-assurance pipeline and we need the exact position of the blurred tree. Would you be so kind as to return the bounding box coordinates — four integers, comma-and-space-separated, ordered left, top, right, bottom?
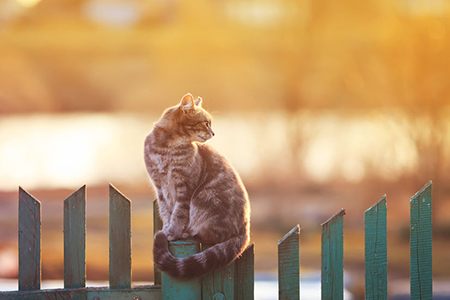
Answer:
374, 14, 450, 188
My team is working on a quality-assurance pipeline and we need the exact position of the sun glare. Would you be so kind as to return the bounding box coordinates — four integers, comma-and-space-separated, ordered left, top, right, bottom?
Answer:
16, 0, 42, 8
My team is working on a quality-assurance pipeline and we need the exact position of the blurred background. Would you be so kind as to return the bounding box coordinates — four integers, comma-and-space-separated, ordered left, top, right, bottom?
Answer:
1, 0, 450, 298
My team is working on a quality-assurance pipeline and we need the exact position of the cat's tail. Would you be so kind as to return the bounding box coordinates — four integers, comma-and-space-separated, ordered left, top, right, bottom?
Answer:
153, 231, 249, 279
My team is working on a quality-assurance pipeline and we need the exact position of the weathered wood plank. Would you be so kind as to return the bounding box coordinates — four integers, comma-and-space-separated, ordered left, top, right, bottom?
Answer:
0, 286, 161, 300
109, 184, 132, 289
201, 244, 236, 300
87, 286, 162, 300
161, 240, 201, 300
64, 186, 86, 289
365, 196, 387, 300
410, 181, 433, 300
278, 225, 300, 300
153, 199, 163, 286
18, 187, 41, 291
321, 209, 345, 300
235, 243, 255, 300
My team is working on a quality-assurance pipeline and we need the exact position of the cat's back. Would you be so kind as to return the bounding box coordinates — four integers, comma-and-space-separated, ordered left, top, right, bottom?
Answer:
197, 143, 231, 171
197, 143, 247, 193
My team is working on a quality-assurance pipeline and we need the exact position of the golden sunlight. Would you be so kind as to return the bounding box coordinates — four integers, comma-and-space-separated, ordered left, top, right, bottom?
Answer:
0, 113, 150, 191
15, 0, 41, 8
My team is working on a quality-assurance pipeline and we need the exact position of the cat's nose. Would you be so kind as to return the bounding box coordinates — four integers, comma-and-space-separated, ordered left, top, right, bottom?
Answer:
210, 130, 215, 137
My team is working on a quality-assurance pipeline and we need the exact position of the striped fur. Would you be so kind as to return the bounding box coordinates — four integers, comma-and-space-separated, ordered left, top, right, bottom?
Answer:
144, 93, 250, 279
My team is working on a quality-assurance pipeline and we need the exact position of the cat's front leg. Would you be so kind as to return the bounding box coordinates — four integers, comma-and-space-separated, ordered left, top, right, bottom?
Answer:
165, 202, 190, 241
156, 190, 172, 231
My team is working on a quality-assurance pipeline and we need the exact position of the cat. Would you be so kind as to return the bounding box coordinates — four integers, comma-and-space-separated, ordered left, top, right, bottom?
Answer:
144, 93, 250, 279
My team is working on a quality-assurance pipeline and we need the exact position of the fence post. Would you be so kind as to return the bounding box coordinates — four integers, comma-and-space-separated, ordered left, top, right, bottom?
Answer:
153, 200, 163, 286
321, 209, 345, 300
365, 196, 387, 300
410, 181, 433, 300
278, 225, 300, 300
161, 240, 202, 300
109, 184, 132, 289
64, 186, 86, 289
201, 244, 235, 300
235, 244, 255, 300
18, 187, 41, 291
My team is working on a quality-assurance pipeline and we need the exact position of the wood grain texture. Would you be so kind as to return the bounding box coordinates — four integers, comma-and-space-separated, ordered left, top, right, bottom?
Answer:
321, 209, 345, 300
0, 286, 162, 300
2, 183, 439, 300
235, 244, 255, 300
365, 196, 387, 300
109, 184, 132, 289
201, 244, 235, 300
161, 240, 201, 300
410, 181, 433, 300
64, 186, 86, 289
278, 225, 300, 300
18, 187, 41, 291
153, 199, 163, 285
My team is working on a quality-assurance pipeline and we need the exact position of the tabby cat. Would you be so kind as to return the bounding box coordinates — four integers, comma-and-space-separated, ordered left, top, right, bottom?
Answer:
144, 93, 251, 279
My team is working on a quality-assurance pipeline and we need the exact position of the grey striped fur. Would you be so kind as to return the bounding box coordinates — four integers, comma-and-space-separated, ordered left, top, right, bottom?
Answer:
144, 93, 250, 279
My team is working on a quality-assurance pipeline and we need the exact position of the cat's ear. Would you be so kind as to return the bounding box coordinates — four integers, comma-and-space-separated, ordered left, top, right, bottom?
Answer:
180, 93, 195, 111
194, 97, 202, 107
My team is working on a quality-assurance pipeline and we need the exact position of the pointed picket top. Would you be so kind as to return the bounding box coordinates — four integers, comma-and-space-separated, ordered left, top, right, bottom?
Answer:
278, 225, 300, 300
365, 196, 387, 300
18, 187, 41, 291
365, 195, 386, 214
410, 181, 433, 300
321, 208, 346, 226
411, 180, 432, 202
109, 183, 131, 204
321, 209, 345, 300
278, 224, 300, 246
109, 184, 132, 289
64, 185, 86, 289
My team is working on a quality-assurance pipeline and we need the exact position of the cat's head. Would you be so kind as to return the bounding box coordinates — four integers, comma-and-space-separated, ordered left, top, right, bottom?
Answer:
178, 93, 215, 143
157, 93, 215, 144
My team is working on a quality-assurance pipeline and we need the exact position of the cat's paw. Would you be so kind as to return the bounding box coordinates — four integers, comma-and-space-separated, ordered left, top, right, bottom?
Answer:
181, 232, 191, 239
164, 227, 183, 241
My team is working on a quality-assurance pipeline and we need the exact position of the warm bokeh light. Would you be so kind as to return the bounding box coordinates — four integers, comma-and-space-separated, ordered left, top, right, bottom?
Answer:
1, 0, 450, 297
0, 111, 428, 191
0, 114, 149, 190
15, 0, 42, 8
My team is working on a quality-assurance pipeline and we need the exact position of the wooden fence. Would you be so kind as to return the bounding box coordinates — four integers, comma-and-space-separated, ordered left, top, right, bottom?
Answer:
0, 181, 433, 300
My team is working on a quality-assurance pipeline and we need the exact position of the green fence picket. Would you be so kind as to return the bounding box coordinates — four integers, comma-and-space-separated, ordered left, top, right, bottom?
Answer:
153, 199, 163, 285
109, 184, 132, 289
0, 182, 440, 300
236, 244, 255, 300
201, 244, 235, 300
63, 186, 86, 289
410, 181, 433, 300
18, 187, 41, 291
278, 225, 300, 300
321, 209, 345, 300
161, 240, 201, 300
365, 196, 387, 300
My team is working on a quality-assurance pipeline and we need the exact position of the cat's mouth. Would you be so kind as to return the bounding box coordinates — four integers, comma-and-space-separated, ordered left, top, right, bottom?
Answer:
197, 134, 213, 142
